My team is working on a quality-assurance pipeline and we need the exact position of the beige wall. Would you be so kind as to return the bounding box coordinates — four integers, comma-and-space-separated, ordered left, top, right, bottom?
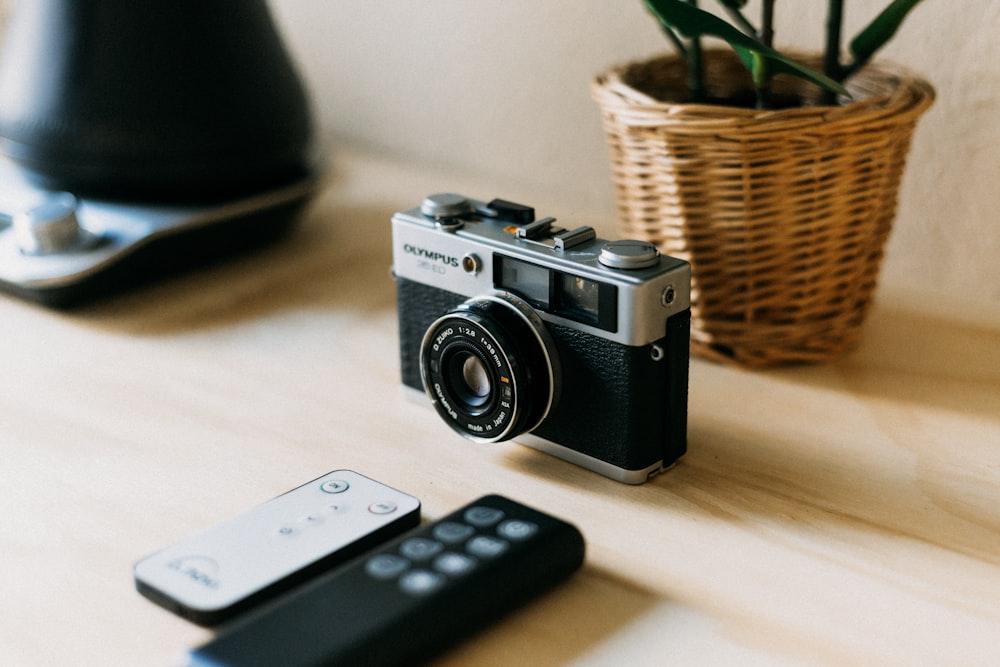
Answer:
270, 1, 1000, 304
0, 2, 993, 302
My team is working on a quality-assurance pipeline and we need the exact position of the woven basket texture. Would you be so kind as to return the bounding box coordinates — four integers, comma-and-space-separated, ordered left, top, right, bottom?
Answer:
592, 50, 934, 367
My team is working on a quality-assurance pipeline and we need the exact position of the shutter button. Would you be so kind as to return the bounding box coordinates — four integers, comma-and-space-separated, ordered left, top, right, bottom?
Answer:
420, 194, 473, 220
598, 240, 660, 269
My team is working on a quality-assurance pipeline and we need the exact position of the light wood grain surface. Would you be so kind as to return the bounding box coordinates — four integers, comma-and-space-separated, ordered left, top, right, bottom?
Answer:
2, 150, 998, 666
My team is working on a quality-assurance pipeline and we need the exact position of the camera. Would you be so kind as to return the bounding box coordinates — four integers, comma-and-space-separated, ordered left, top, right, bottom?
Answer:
392, 193, 691, 484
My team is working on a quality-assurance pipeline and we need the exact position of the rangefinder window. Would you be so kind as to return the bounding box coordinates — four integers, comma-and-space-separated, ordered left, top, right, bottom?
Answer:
494, 255, 617, 331
557, 273, 602, 328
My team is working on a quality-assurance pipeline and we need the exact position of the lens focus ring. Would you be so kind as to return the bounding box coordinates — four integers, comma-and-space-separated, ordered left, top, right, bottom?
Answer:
419, 294, 558, 443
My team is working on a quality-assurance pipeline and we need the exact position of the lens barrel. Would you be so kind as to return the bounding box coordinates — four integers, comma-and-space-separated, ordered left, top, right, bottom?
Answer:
420, 293, 558, 443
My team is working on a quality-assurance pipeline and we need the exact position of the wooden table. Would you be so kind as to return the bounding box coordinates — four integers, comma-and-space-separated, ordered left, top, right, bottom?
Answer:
2, 150, 998, 666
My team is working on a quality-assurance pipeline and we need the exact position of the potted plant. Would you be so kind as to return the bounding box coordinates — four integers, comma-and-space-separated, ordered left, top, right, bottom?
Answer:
592, 1, 935, 367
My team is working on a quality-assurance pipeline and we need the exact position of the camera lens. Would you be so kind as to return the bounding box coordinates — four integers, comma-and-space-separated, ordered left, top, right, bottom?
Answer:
420, 293, 559, 443
447, 351, 492, 411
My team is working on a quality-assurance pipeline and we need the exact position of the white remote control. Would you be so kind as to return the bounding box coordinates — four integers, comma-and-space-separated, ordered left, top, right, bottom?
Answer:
133, 470, 420, 626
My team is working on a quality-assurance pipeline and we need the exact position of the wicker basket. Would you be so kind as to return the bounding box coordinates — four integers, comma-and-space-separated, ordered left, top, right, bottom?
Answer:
592, 50, 934, 367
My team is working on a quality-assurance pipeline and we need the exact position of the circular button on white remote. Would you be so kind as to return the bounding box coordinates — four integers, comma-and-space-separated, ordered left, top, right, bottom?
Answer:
320, 479, 350, 494
298, 514, 324, 528
324, 502, 351, 515
368, 501, 398, 515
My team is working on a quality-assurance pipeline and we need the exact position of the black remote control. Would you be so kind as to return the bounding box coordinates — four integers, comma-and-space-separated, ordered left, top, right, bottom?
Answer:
188, 494, 585, 666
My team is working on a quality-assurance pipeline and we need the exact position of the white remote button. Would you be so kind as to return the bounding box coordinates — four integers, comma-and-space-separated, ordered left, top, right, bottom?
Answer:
368, 501, 399, 515
133, 470, 420, 626
320, 479, 350, 494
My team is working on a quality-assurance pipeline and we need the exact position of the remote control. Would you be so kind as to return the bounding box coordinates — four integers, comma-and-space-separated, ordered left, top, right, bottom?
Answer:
188, 494, 585, 666
134, 470, 420, 626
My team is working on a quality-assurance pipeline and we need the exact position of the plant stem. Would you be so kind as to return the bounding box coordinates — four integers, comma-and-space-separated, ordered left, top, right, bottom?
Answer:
687, 0, 704, 102
690, 36, 705, 101
753, 0, 776, 109
753, 53, 771, 109
720, 4, 757, 37
760, 0, 775, 48
822, 0, 845, 103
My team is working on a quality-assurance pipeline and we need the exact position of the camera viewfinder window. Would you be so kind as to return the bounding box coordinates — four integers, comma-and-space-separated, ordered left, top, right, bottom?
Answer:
497, 257, 550, 307
495, 255, 618, 332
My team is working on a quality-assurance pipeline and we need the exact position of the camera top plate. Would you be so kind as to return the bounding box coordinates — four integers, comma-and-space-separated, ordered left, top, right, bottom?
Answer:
391, 194, 691, 347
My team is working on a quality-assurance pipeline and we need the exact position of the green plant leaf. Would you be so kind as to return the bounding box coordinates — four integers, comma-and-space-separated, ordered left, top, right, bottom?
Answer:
850, 0, 925, 63
644, 0, 849, 97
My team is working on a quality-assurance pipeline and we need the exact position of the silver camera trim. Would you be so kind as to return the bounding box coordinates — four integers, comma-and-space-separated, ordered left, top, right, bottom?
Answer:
515, 433, 670, 484
391, 198, 691, 347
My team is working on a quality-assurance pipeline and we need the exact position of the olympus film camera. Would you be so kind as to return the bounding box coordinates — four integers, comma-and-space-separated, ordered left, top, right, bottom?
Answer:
393, 194, 691, 484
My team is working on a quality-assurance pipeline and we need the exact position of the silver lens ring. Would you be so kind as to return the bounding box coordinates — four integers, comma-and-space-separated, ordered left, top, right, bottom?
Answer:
419, 292, 560, 443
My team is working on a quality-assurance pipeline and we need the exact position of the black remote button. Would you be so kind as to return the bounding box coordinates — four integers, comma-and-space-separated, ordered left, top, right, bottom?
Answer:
466, 534, 509, 559
399, 537, 444, 561
498, 518, 539, 541
431, 521, 474, 544
463, 505, 504, 527
365, 554, 410, 580
188, 495, 585, 667
432, 552, 476, 576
